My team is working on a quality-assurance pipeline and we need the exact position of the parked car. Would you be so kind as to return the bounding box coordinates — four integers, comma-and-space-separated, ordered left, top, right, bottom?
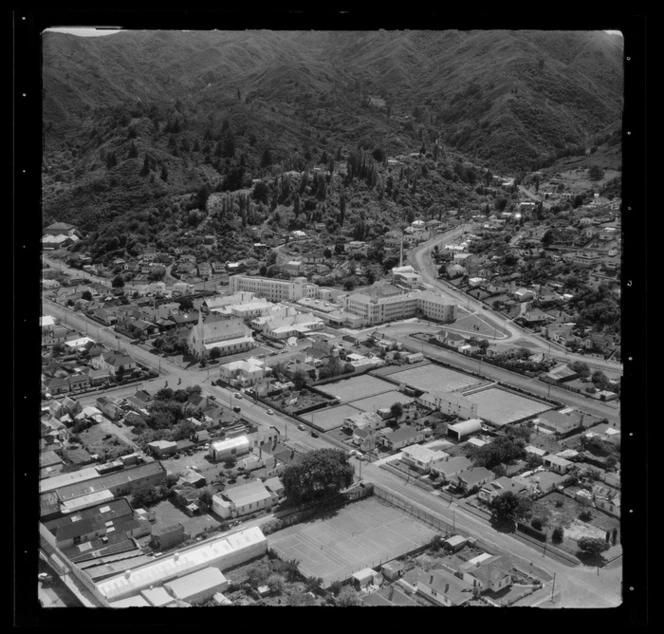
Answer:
235, 394, 243, 400
298, 424, 306, 431
311, 431, 319, 438
266, 409, 274, 415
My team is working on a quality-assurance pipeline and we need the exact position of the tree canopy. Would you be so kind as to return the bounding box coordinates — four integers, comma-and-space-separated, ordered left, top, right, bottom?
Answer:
281, 448, 354, 504
490, 491, 532, 525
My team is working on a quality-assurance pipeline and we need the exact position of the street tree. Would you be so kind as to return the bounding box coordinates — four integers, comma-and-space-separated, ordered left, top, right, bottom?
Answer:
390, 402, 404, 420
281, 448, 354, 504
490, 491, 532, 526
577, 537, 609, 557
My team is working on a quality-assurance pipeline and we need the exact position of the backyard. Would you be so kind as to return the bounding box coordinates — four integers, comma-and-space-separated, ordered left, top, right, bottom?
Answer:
529, 491, 621, 557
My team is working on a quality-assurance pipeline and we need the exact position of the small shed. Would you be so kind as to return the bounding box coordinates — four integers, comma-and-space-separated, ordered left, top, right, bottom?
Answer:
380, 561, 405, 581
447, 419, 483, 441
352, 568, 381, 590
442, 535, 468, 553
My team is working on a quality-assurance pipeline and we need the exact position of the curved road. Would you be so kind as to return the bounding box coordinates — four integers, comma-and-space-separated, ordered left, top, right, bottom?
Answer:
409, 226, 622, 375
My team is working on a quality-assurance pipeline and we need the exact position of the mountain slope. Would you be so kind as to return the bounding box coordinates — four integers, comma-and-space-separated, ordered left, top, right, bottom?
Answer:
41, 29, 623, 232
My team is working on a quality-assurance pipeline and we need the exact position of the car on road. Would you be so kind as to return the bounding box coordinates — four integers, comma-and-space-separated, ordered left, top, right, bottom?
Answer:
298, 424, 306, 431
266, 409, 274, 415
235, 394, 243, 400
38, 573, 52, 583
310, 431, 319, 438
232, 406, 241, 413
209, 395, 217, 400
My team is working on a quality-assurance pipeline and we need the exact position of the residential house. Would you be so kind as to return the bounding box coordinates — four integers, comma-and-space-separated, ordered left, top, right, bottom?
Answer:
592, 484, 621, 517
401, 445, 449, 472
542, 454, 573, 474
96, 396, 124, 421
416, 569, 476, 606
430, 456, 474, 482
378, 426, 431, 452
342, 411, 385, 433
452, 467, 495, 494
90, 351, 137, 379
537, 410, 586, 435
434, 329, 467, 349
544, 364, 578, 383
68, 373, 91, 392
459, 555, 512, 594
516, 309, 555, 329
88, 368, 112, 387
477, 476, 529, 504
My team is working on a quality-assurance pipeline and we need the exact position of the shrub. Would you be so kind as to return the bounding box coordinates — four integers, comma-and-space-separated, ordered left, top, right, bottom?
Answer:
578, 509, 593, 522
551, 526, 564, 544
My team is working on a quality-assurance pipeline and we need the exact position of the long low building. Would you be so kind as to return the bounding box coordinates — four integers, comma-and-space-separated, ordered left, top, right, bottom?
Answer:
418, 390, 479, 420
96, 526, 267, 603
40, 462, 167, 517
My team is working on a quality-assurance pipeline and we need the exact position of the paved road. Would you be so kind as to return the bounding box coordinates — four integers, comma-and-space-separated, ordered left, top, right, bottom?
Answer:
366, 321, 619, 424
42, 299, 621, 608
356, 459, 621, 608
408, 228, 623, 375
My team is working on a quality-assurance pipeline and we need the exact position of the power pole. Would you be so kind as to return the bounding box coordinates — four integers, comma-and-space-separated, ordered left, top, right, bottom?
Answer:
551, 572, 556, 602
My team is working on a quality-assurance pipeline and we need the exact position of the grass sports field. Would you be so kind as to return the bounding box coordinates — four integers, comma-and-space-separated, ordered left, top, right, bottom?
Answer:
349, 390, 415, 413
316, 374, 394, 403
388, 363, 483, 394
309, 404, 363, 431
269, 497, 437, 587
464, 386, 552, 426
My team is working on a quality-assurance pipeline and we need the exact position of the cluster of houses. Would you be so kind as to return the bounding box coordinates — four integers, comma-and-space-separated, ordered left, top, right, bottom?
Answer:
358, 537, 520, 607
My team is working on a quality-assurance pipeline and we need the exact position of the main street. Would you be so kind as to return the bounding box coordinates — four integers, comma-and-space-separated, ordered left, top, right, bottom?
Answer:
409, 226, 623, 375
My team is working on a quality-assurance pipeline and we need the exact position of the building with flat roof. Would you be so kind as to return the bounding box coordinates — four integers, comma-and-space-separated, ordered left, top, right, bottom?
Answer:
95, 527, 267, 602
342, 287, 455, 326
228, 275, 319, 302
418, 390, 478, 419
163, 567, 229, 605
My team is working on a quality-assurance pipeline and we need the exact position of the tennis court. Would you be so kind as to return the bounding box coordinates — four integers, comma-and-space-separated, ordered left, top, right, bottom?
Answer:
268, 497, 438, 586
